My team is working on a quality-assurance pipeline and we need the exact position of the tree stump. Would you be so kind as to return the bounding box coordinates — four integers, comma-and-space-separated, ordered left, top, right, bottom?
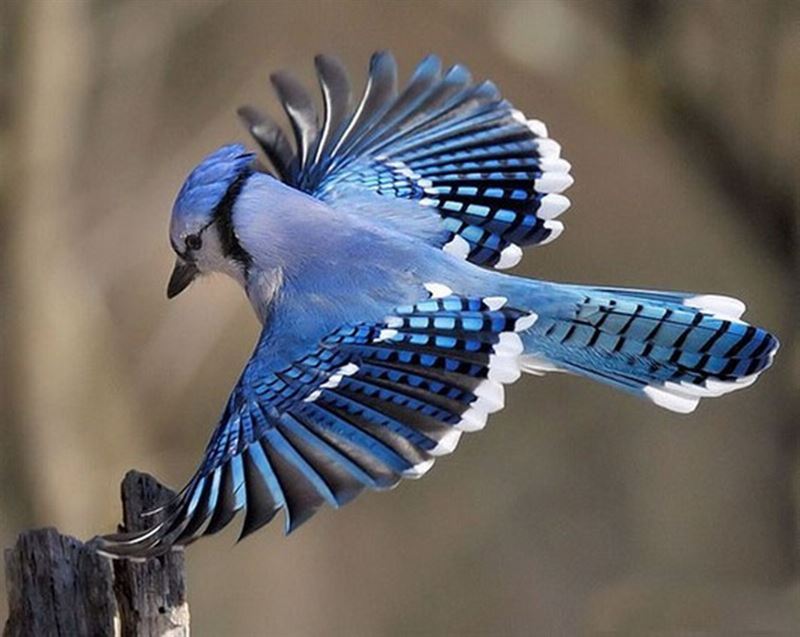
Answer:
3, 471, 189, 636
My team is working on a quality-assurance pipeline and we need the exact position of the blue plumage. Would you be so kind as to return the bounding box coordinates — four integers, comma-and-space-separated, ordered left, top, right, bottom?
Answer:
172, 145, 254, 225
99, 52, 779, 558
509, 284, 777, 411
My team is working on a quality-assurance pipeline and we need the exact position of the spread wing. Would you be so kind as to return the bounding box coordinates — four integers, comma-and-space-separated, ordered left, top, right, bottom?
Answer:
238, 52, 573, 270
98, 290, 536, 558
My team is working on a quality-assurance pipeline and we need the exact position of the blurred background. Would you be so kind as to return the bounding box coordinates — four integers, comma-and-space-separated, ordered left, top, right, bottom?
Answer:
1, 0, 798, 634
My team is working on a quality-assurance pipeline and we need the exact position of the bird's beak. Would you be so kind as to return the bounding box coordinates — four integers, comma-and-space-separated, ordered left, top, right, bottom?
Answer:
167, 258, 199, 298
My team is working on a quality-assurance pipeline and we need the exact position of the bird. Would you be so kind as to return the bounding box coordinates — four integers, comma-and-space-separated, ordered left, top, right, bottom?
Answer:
98, 52, 779, 558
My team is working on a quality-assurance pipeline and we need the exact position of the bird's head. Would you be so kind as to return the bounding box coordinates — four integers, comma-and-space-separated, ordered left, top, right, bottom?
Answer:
167, 144, 255, 298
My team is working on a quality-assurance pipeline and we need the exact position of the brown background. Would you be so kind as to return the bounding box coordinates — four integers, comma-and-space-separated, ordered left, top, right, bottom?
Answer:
1, 1, 798, 635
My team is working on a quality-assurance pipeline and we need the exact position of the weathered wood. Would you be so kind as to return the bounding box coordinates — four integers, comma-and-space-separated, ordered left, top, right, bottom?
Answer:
3, 471, 189, 637
3, 528, 117, 637
112, 471, 189, 637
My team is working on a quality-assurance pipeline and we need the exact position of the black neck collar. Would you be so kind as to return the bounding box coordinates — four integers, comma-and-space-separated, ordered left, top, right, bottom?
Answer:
212, 170, 252, 268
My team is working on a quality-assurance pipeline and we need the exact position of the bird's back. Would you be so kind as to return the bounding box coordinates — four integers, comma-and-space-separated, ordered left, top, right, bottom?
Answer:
235, 173, 490, 369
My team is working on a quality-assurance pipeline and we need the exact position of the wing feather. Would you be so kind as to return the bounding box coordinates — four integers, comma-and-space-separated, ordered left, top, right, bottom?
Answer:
242, 53, 572, 270
269, 71, 319, 172
327, 51, 398, 167
97, 291, 534, 558
236, 106, 295, 181
312, 55, 352, 170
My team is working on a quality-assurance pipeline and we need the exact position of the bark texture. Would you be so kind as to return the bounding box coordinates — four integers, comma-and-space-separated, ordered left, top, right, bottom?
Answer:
3, 472, 188, 637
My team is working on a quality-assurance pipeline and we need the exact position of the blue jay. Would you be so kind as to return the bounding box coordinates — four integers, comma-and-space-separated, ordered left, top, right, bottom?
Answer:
100, 53, 778, 558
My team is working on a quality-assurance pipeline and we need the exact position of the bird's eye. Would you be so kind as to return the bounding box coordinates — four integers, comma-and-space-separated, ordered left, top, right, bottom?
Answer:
185, 234, 202, 251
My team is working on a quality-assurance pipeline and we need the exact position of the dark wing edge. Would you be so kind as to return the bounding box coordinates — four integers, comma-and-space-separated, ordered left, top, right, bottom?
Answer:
96, 285, 537, 559
237, 52, 573, 270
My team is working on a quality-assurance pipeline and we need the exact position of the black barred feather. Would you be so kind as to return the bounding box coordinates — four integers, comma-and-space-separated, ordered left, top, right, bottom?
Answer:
523, 287, 780, 413
239, 52, 573, 270
97, 291, 534, 558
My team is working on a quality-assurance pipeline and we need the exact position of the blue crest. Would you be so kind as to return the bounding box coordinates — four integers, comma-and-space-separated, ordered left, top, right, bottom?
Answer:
172, 144, 255, 224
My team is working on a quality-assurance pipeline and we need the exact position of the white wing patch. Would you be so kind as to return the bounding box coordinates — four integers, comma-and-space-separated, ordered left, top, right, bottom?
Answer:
423, 282, 454, 299
495, 244, 523, 270
684, 295, 746, 323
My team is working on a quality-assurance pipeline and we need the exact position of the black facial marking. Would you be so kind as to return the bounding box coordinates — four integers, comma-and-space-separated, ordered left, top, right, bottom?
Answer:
213, 168, 253, 269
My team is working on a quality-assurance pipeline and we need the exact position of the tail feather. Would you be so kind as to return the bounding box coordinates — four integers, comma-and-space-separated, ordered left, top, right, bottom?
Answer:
517, 285, 778, 413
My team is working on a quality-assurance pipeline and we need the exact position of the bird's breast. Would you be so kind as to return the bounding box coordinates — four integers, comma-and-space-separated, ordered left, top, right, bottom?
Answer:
245, 267, 285, 325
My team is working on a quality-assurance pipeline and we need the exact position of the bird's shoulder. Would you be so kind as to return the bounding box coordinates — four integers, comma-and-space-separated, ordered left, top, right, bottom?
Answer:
248, 278, 417, 375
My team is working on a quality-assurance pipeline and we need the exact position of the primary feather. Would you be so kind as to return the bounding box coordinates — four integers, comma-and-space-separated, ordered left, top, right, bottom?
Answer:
99, 52, 778, 559
240, 51, 572, 268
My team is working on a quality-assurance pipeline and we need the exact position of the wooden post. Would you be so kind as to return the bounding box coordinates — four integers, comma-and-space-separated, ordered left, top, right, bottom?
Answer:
112, 472, 189, 636
3, 471, 189, 636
